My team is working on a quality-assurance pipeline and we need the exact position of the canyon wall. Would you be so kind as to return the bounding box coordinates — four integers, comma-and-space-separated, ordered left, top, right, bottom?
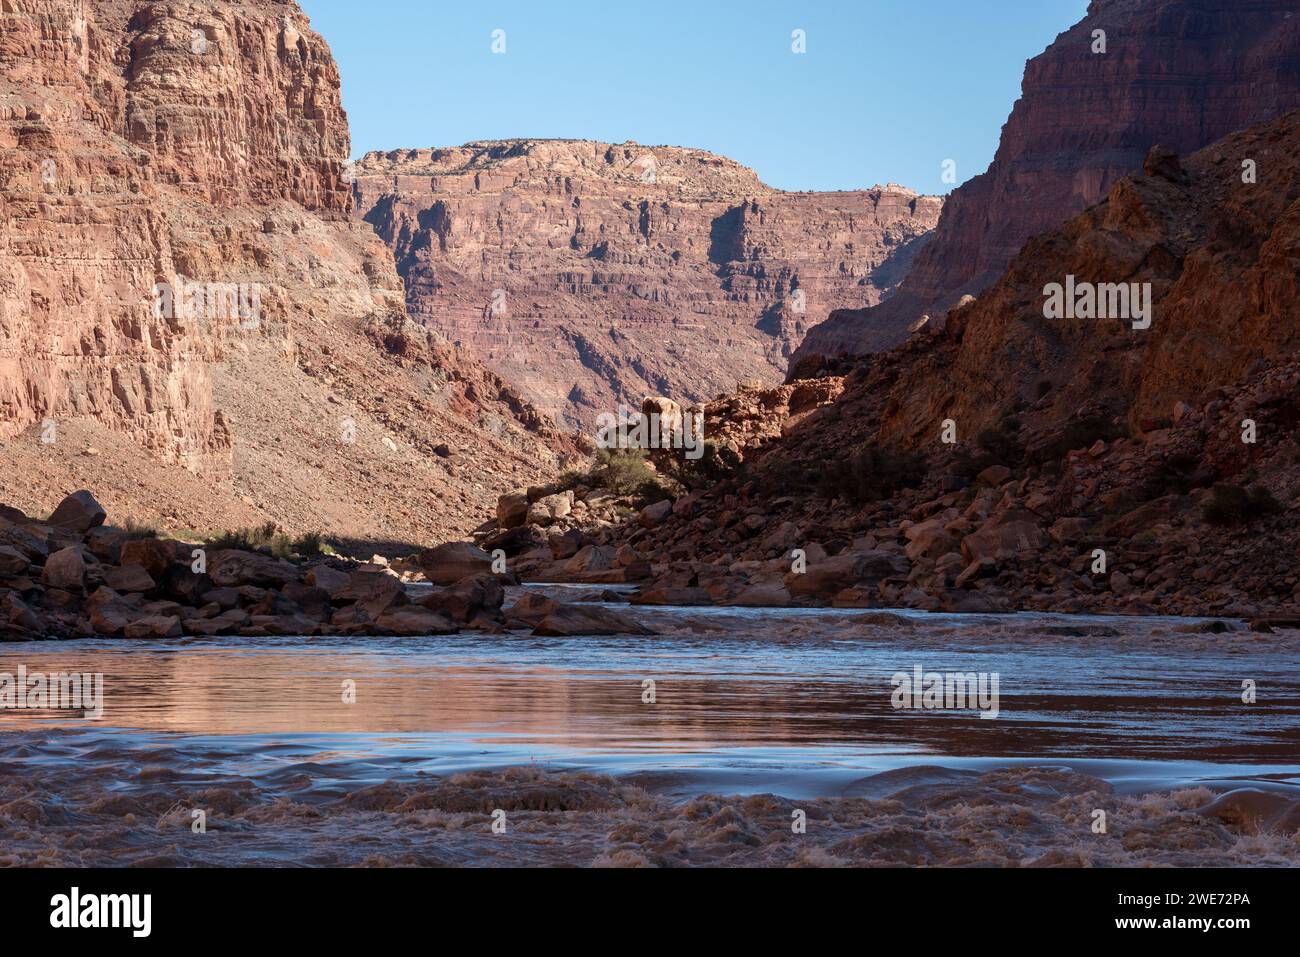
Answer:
795, 0, 1300, 363
0, 0, 574, 545
353, 140, 941, 427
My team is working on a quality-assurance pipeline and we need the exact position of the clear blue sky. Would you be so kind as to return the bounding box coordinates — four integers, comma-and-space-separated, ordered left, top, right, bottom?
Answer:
299, 0, 1089, 193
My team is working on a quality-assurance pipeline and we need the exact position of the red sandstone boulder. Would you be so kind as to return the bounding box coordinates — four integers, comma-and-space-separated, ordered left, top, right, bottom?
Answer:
120, 539, 177, 579
532, 604, 656, 637
41, 546, 87, 591
46, 491, 107, 533
417, 542, 495, 585
419, 574, 505, 623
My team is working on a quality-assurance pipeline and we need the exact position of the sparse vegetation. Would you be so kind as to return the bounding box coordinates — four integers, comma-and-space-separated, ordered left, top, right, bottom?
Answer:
665, 440, 743, 490
1202, 483, 1285, 526
583, 448, 674, 502
953, 420, 1025, 477
208, 522, 332, 559
122, 518, 159, 540
819, 442, 927, 504
1028, 415, 1126, 466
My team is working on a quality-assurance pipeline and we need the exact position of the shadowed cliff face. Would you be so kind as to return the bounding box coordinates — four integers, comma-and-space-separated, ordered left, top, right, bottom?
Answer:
353, 140, 942, 428
794, 0, 1300, 364
880, 113, 1300, 444
0, 1, 577, 543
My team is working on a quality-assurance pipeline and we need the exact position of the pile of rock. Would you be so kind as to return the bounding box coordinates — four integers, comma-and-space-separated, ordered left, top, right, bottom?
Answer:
476, 482, 660, 585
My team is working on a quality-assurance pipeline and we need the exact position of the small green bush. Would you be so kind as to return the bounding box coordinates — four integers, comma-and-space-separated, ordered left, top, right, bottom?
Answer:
588, 448, 669, 500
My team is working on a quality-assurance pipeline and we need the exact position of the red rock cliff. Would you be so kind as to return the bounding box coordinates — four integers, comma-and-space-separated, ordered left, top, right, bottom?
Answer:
354, 140, 941, 427
0, 1, 575, 543
795, 0, 1300, 363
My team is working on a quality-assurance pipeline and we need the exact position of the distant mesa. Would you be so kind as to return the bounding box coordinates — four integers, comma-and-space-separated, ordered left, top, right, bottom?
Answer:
352, 138, 942, 428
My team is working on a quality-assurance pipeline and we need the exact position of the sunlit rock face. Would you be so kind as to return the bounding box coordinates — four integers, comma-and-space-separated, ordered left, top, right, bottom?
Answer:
354, 140, 942, 428
0, 1, 575, 542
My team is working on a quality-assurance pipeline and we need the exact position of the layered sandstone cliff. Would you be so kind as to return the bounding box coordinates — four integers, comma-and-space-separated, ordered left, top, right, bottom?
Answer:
795, 0, 1300, 362
0, 0, 574, 545
353, 140, 941, 426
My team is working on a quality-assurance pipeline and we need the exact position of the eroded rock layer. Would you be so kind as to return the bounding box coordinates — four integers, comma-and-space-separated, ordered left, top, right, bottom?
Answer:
0, 0, 576, 545
353, 140, 941, 427
796, 0, 1300, 362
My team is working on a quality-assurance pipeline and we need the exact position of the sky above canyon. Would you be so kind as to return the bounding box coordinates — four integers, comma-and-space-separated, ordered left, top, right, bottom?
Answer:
300, 0, 1089, 193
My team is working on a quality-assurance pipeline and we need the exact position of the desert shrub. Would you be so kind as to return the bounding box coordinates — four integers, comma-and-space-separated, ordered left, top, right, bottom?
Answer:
207, 524, 330, 558
122, 518, 159, 540
210, 521, 279, 551
1202, 483, 1285, 526
953, 421, 1025, 477
670, 440, 743, 490
757, 455, 820, 496
291, 531, 328, 557
587, 448, 671, 500
1145, 452, 1206, 498
819, 443, 927, 504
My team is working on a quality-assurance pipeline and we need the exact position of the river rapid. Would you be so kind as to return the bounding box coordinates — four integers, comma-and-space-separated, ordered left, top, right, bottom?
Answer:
2, 586, 1297, 866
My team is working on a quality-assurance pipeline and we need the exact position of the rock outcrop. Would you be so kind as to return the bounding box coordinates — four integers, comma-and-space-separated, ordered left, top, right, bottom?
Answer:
795, 0, 1300, 361
503, 112, 1300, 621
353, 140, 941, 426
0, 0, 577, 545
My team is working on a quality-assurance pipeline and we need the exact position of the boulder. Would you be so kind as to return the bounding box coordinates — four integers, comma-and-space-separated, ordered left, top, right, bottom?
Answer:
532, 604, 656, 637
961, 511, 1047, 565
503, 592, 560, 624
41, 546, 86, 591
306, 564, 351, 598
160, 567, 212, 605
123, 615, 182, 639
120, 538, 178, 579
248, 614, 320, 637
784, 549, 910, 600
638, 499, 673, 529
281, 581, 333, 620
208, 549, 299, 588
548, 528, 588, 560
46, 490, 107, 533
631, 587, 712, 606
904, 517, 959, 562
2, 592, 44, 633
0, 545, 30, 578
333, 571, 407, 618
103, 564, 156, 594
419, 574, 505, 622
484, 523, 547, 556
183, 608, 251, 636
0, 516, 50, 561
83, 526, 127, 563
563, 545, 617, 575
725, 584, 793, 607
976, 465, 1012, 488
496, 491, 531, 530
526, 491, 573, 526
1048, 517, 1091, 545
374, 607, 458, 636
417, 542, 495, 585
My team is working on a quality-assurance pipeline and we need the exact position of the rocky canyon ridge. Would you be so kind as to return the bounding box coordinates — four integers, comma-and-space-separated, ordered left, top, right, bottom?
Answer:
353, 141, 941, 425
0, 0, 576, 546
794, 0, 1300, 363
